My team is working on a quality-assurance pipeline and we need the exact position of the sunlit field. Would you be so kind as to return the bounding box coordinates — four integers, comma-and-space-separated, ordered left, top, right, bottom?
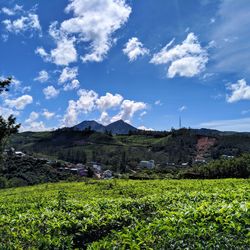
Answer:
0, 179, 249, 249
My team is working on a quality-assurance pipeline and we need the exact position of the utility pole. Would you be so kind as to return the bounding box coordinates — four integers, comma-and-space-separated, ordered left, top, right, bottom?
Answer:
179, 116, 182, 129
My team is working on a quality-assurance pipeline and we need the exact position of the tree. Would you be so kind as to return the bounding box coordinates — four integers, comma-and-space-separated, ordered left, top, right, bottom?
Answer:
0, 77, 11, 93
0, 78, 20, 168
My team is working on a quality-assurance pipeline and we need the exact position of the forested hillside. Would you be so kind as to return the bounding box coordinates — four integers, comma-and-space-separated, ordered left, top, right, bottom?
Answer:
9, 127, 250, 169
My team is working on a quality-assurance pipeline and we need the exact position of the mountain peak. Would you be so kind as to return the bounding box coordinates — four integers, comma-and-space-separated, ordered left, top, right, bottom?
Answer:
73, 119, 137, 134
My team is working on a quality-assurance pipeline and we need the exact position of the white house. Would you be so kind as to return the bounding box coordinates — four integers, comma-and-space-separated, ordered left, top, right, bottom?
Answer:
139, 160, 155, 169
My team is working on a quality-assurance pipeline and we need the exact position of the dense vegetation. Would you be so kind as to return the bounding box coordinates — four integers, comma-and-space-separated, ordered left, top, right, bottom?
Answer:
0, 179, 249, 249
0, 155, 73, 188
10, 128, 250, 169
180, 154, 250, 179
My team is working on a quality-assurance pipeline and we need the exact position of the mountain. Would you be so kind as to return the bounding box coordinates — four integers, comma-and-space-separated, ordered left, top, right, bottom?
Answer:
73, 120, 138, 134
73, 120, 106, 132
105, 120, 137, 134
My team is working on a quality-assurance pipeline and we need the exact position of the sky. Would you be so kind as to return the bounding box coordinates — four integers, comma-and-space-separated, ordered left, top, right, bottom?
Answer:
0, 0, 250, 132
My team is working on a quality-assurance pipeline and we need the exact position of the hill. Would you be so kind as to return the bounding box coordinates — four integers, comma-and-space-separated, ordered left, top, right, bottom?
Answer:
73, 119, 137, 134
8, 127, 250, 170
73, 120, 106, 132
105, 120, 137, 134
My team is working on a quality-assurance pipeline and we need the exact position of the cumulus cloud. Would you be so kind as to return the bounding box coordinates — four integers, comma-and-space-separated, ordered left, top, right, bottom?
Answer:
2, 13, 41, 34
99, 111, 110, 125
60, 0, 131, 62
22, 111, 47, 132
150, 33, 208, 78
63, 79, 80, 91
59, 67, 78, 83
35, 47, 51, 62
25, 111, 39, 123
123, 37, 149, 61
138, 126, 154, 131
36, 22, 77, 66
5, 95, 33, 110
111, 99, 147, 123
42, 109, 55, 119
62, 89, 98, 126
96, 93, 123, 111
226, 79, 250, 103
0, 107, 19, 119
34, 70, 49, 83
62, 88, 147, 127
50, 37, 77, 66
43, 86, 60, 99
1, 5, 23, 16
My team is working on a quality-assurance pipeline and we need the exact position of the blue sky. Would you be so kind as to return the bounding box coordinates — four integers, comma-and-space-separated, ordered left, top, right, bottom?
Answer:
0, 0, 250, 131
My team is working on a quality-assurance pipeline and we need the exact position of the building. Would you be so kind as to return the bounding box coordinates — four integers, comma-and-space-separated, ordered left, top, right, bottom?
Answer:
102, 170, 113, 179
139, 160, 155, 169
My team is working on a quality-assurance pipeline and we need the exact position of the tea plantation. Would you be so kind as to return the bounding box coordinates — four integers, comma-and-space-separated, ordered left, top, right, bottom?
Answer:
0, 179, 249, 249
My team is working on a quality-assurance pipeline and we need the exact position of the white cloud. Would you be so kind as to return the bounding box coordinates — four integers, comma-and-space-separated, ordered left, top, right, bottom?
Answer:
35, 47, 50, 62
96, 93, 123, 111
61, 0, 131, 62
5, 95, 33, 110
25, 111, 39, 123
43, 86, 60, 99
1, 5, 23, 16
42, 109, 55, 119
62, 100, 79, 127
150, 33, 208, 78
179, 105, 187, 112
0, 107, 19, 119
199, 117, 250, 132
50, 37, 77, 66
59, 67, 78, 83
99, 111, 110, 125
34, 70, 49, 83
226, 79, 250, 103
138, 126, 154, 131
155, 100, 162, 106
22, 86, 31, 93
3, 13, 41, 34
140, 111, 147, 117
62, 89, 98, 126
63, 79, 80, 91
111, 99, 147, 123
62, 88, 147, 127
36, 22, 77, 66
123, 37, 149, 61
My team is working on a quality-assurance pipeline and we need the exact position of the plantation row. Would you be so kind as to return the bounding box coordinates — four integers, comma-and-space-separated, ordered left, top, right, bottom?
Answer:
0, 179, 249, 249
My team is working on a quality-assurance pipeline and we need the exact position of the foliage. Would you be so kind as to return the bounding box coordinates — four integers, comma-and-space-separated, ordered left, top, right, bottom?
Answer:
0, 78, 20, 167
180, 154, 250, 179
1, 155, 73, 188
0, 179, 249, 249
0, 77, 11, 93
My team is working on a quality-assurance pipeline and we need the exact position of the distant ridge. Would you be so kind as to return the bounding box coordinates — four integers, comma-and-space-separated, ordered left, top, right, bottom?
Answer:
73, 119, 138, 134
106, 120, 137, 134
73, 120, 106, 132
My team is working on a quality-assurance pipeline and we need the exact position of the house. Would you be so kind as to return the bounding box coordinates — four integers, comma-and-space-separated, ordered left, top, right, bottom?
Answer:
102, 170, 113, 179
139, 160, 155, 169
15, 151, 26, 157
93, 164, 102, 173
3, 147, 15, 156
222, 155, 234, 159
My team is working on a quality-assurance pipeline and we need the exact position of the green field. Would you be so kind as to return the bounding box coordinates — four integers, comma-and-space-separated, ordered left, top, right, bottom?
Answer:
0, 179, 249, 249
